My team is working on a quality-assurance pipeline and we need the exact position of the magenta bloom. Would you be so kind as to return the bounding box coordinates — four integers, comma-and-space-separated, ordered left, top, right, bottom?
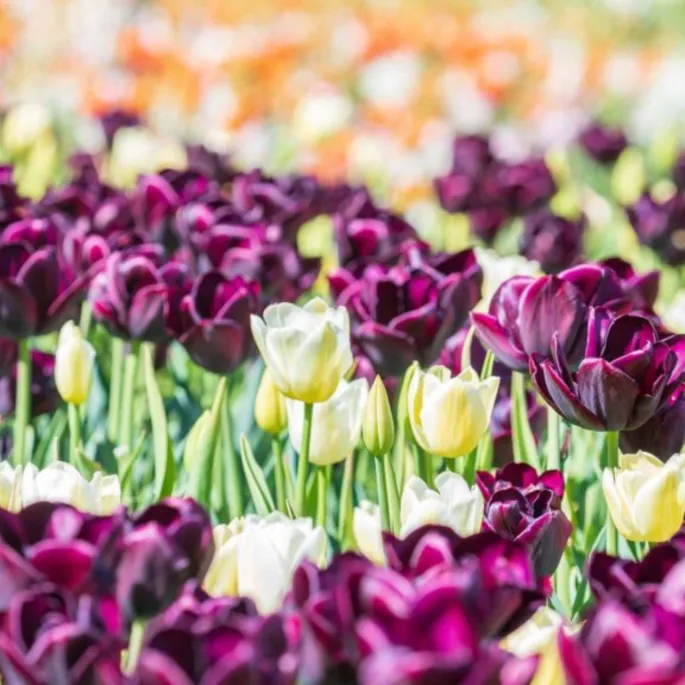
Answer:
472, 264, 625, 372
531, 313, 685, 431
477, 464, 571, 578
520, 209, 585, 274
600, 257, 660, 314
89, 252, 191, 342
578, 122, 628, 164
170, 271, 259, 374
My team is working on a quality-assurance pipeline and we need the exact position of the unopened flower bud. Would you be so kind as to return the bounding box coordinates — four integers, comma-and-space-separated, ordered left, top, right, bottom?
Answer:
255, 369, 287, 436
55, 321, 95, 406
362, 376, 395, 457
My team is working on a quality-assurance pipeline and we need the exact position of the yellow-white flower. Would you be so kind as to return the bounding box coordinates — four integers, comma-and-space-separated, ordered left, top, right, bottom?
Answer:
500, 608, 566, 657
55, 322, 95, 406
0, 462, 121, 514
353, 472, 484, 564
204, 513, 327, 613
287, 378, 368, 466
408, 366, 499, 458
474, 247, 540, 306
251, 298, 353, 404
2, 103, 52, 155
603, 451, 685, 543
255, 369, 288, 436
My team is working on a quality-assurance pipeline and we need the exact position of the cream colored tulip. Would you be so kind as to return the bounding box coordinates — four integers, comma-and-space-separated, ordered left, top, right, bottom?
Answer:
286, 378, 368, 466
500, 608, 566, 657
362, 375, 395, 457
0, 463, 23, 511
204, 513, 327, 613
55, 322, 95, 406
474, 247, 540, 306
408, 365, 499, 458
603, 451, 685, 543
255, 369, 287, 436
19, 462, 120, 514
353, 472, 484, 564
2, 103, 52, 155
250, 298, 353, 404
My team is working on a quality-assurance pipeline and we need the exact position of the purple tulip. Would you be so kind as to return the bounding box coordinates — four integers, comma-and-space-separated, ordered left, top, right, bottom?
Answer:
578, 122, 628, 164
600, 256, 660, 314
186, 143, 237, 184
477, 464, 571, 578
672, 151, 685, 191
530, 313, 685, 431
469, 207, 509, 245
0, 347, 59, 419
626, 192, 685, 267
471, 264, 625, 372
0, 242, 89, 339
334, 248, 482, 376
1, 217, 61, 250
99, 108, 142, 148
89, 252, 191, 342
520, 209, 585, 274
0, 165, 27, 226
169, 271, 259, 374
490, 158, 557, 216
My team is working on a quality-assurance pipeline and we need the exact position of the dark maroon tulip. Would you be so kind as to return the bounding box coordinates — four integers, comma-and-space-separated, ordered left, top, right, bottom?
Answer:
171, 271, 259, 375
519, 209, 585, 274
1, 217, 61, 249
490, 158, 557, 216
477, 464, 571, 578
333, 189, 416, 275
335, 248, 482, 376
469, 206, 509, 245
62, 227, 111, 274
0, 242, 89, 339
89, 252, 191, 342
578, 122, 628, 164
99, 108, 142, 148
186, 143, 237, 184
600, 256, 660, 314
626, 192, 685, 267
673, 151, 685, 191
0, 348, 59, 419
471, 264, 625, 372
0, 584, 125, 685
620, 386, 685, 461
0, 165, 27, 226
133, 173, 181, 242
531, 313, 685, 431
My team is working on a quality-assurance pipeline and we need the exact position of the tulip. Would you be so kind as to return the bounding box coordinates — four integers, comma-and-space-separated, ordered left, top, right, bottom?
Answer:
472, 264, 625, 372
255, 368, 287, 436
0, 347, 59, 419
0, 165, 26, 225
0, 462, 22, 511
519, 209, 585, 274
578, 121, 628, 164
287, 378, 368, 466
1, 102, 52, 155
54, 321, 95, 406
600, 257, 660, 314
603, 451, 685, 543
492, 157, 557, 215
353, 501, 386, 565
531, 313, 684, 432
408, 365, 499, 458
20, 462, 121, 514
474, 247, 541, 305
204, 513, 327, 613
251, 297, 353, 404
500, 607, 566, 657
362, 375, 395, 458
99, 108, 141, 148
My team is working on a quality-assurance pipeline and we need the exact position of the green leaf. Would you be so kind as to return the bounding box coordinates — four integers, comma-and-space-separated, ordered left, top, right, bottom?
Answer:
510, 372, 541, 469
239, 434, 276, 516
188, 378, 226, 509
119, 433, 147, 503
33, 408, 67, 469
143, 345, 175, 501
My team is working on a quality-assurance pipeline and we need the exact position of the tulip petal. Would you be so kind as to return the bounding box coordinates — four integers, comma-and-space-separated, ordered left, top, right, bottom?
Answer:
180, 322, 246, 375
471, 312, 528, 372
0, 281, 37, 338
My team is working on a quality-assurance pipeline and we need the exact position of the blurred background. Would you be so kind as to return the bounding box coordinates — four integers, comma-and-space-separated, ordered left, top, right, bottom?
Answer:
2, 0, 685, 203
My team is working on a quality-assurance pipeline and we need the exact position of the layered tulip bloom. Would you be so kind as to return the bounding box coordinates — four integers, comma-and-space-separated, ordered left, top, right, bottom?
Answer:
286, 378, 368, 465
578, 121, 628, 164
531, 314, 685, 431
472, 264, 625, 372
54, 321, 95, 405
408, 365, 499, 458
251, 298, 353, 403
519, 209, 585, 274
204, 513, 327, 613
603, 451, 685, 542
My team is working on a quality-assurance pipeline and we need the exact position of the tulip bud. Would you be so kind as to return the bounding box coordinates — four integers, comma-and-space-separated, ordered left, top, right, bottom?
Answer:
255, 369, 287, 436
54, 322, 95, 406
362, 376, 395, 457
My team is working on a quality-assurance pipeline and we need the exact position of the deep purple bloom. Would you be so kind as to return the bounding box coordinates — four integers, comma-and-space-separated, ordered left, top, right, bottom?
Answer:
673, 151, 685, 192
0, 347, 59, 419
530, 313, 685, 431
519, 209, 585, 274
490, 158, 556, 216
186, 143, 237, 185
600, 257, 660, 317
0, 165, 27, 226
471, 264, 625, 372
470, 207, 509, 245
99, 108, 142, 148
477, 464, 571, 578
1, 217, 61, 250
89, 252, 191, 342
626, 192, 685, 267
170, 271, 259, 374
334, 248, 482, 376
578, 122, 628, 164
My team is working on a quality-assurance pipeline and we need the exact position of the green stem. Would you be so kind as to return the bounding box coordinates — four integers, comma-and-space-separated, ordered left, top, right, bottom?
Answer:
79, 301, 93, 339
125, 620, 146, 674
295, 403, 314, 517
383, 452, 401, 534
272, 437, 286, 513
463, 448, 478, 486
118, 342, 140, 451
605, 430, 620, 556
68, 403, 81, 465
338, 453, 355, 544
221, 378, 244, 519
546, 405, 561, 471
375, 457, 390, 531
13, 339, 31, 465
315, 465, 330, 528
107, 338, 124, 443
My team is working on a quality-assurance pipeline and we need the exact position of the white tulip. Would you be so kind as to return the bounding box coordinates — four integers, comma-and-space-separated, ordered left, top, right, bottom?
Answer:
2, 103, 52, 154
55, 321, 95, 406
0, 463, 23, 511
251, 298, 353, 404
204, 512, 327, 613
20, 462, 121, 515
287, 378, 368, 466
500, 608, 566, 657
353, 501, 385, 565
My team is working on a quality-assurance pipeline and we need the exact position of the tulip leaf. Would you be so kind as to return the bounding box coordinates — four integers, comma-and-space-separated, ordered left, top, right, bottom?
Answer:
510, 372, 541, 470
239, 434, 276, 516
33, 407, 67, 469
143, 346, 175, 501
119, 433, 147, 505
188, 378, 226, 509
